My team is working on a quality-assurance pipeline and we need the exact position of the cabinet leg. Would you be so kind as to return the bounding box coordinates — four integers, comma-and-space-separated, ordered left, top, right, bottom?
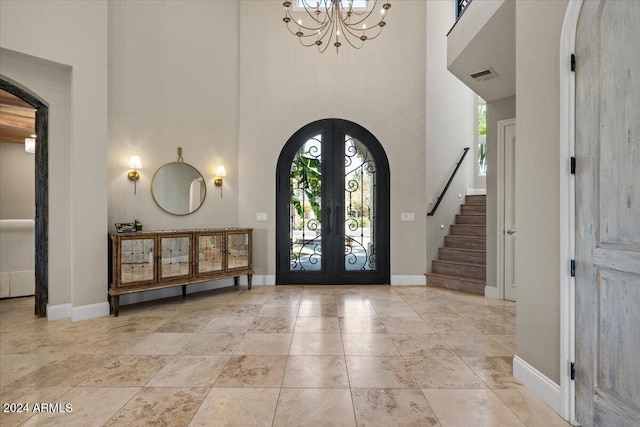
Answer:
182, 285, 187, 299
248, 274, 253, 290
234, 276, 239, 286
112, 295, 120, 317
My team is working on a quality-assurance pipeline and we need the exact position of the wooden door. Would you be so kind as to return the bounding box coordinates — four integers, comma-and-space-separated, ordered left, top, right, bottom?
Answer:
575, 1, 640, 425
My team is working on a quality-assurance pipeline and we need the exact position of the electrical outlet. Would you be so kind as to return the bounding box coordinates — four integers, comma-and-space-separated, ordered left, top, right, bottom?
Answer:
400, 213, 415, 222
256, 213, 268, 222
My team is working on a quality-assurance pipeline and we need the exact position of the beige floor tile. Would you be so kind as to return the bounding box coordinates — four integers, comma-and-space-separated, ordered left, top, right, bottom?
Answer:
462, 357, 523, 389
336, 302, 379, 318
346, 356, 417, 388
295, 317, 341, 333
147, 355, 228, 387
273, 388, 356, 427
342, 333, 400, 356
421, 315, 484, 334
20, 386, 139, 427
0, 354, 67, 387
189, 388, 280, 427
282, 355, 349, 388
0, 386, 72, 427
380, 317, 435, 334
257, 304, 299, 317
248, 316, 296, 333
7, 354, 114, 387
373, 304, 421, 318
289, 333, 344, 355
298, 303, 339, 317
203, 316, 255, 333
153, 316, 211, 333
179, 332, 244, 355
234, 333, 292, 355
423, 389, 525, 427
67, 332, 148, 355
390, 333, 455, 357
124, 332, 195, 355
339, 317, 387, 334
351, 388, 441, 427
79, 355, 171, 386
494, 389, 572, 427
214, 355, 287, 388
102, 314, 175, 333
300, 294, 337, 304
471, 319, 517, 335
405, 357, 486, 389
104, 387, 208, 427
215, 304, 263, 317
487, 334, 517, 354
440, 334, 513, 357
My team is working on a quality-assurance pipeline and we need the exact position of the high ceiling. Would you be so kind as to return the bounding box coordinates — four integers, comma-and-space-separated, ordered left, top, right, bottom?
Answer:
0, 89, 36, 144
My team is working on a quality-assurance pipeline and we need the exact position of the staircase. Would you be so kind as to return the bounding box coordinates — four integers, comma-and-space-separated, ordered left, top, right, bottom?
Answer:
426, 194, 486, 295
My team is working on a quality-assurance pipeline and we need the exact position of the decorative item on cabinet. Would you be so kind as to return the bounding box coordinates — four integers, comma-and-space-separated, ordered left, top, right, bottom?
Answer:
109, 228, 253, 316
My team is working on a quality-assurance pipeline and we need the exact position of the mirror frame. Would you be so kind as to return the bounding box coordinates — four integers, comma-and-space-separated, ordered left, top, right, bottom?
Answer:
151, 161, 207, 216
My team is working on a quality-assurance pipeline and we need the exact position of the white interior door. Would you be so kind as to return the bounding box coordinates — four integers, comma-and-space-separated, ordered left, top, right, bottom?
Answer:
498, 119, 517, 302
503, 122, 517, 301
575, 1, 640, 425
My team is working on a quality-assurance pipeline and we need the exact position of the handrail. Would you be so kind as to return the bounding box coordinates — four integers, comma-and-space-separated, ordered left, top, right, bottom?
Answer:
427, 147, 470, 217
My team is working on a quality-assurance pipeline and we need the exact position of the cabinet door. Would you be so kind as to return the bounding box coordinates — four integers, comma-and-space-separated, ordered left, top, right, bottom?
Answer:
226, 231, 250, 271
196, 232, 224, 276
119, 237, 156, 286
159, 234, 192, 281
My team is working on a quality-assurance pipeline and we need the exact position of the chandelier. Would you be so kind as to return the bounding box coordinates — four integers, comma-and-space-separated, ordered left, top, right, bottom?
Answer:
282, 0, 391, 53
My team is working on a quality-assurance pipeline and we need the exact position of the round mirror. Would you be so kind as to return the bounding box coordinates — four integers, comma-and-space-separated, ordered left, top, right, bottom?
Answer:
151, 162, 207, 215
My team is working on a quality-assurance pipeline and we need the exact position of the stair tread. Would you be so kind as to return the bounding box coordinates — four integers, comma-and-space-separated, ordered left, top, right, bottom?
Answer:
425, 272, 486, 284
446, 235, 486, 240
433, 259, 485, 267
441, 247, 486, 253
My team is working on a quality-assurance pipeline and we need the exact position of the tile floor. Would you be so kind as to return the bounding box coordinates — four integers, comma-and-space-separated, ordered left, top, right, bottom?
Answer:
0, 285, 571, 426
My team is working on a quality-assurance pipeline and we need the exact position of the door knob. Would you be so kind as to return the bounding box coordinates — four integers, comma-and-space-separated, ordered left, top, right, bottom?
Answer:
506, 229, 516, 235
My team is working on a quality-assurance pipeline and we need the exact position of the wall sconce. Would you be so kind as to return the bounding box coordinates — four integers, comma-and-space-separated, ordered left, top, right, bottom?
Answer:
214, 165, 226, 186
128, 155, 142, 195
25, 136, 36, 154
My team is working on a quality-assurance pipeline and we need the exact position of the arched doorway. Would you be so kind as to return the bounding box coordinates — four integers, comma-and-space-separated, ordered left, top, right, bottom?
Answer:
0, 77, 48, 317
276, 119, 390, 285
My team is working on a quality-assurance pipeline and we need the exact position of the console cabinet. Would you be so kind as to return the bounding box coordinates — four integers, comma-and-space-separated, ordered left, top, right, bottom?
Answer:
109, 228, 252, 316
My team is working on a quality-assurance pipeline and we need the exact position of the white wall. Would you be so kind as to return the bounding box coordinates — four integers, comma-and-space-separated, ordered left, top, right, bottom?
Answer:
485, 95, 515, 291
238, 1, 429, 280
426, 0, 476, 272
0, 142, 35, 219
108, 0, 240, 233
0, 0, 108, 313
515, 0, 569, 385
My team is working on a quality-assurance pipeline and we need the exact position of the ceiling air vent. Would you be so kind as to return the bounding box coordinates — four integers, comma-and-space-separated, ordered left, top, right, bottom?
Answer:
470, 67, 498, 82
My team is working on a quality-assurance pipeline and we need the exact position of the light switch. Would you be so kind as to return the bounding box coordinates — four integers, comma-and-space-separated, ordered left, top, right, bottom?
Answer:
256, 213, 268, 222
400, 213, 415, 222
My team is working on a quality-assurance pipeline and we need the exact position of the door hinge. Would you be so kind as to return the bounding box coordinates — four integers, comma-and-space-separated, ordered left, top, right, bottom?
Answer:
570, 259, 575, 277
571, 157, 576, 174
570, 362, 576, 380
571, 54, 576, 72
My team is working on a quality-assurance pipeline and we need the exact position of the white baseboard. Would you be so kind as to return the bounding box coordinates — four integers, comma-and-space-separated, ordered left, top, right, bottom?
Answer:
484, 286, 499, 299
513, 355, 561, 414
251, 275, 276, 285
47, 303, 71, 321
72, 302, 110, 322
391, 275, 425, 286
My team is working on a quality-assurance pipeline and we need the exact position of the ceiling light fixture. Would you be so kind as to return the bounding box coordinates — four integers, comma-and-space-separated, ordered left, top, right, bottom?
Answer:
282, 0, 391, 53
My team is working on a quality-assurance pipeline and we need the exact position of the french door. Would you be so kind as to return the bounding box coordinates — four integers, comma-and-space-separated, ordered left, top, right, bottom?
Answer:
276, 119, 390, 285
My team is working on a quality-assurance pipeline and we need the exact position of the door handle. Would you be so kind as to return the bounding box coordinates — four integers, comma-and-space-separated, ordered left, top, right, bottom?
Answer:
326, 206, 332, 235
335, 205, 340, 235
506, 229, 516, 235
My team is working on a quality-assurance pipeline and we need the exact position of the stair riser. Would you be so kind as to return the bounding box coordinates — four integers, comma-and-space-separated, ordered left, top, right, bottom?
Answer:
465, 195, 486, 205
433, 261, 485, 280
461, 205, 486, 214
445, 236, 486, 250
439, 248, 486, 264
450, 225, 486, 237
426, 274, 485, 295
455, 215, 486, 225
